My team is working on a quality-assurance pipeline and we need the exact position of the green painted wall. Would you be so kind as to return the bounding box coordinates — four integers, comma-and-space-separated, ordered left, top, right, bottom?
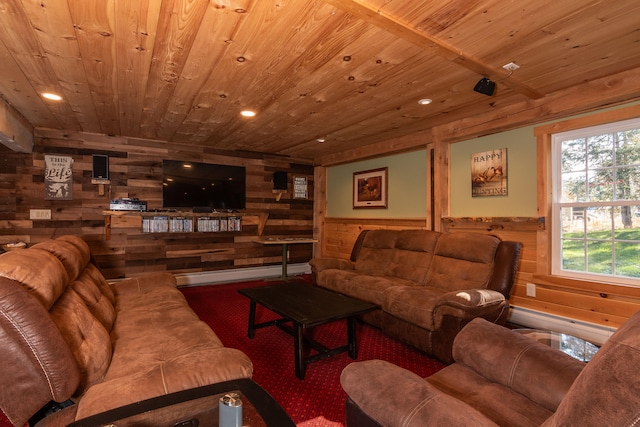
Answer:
327, 102, 639, 219
327, 150, 427, 218
450, 127, 538, 216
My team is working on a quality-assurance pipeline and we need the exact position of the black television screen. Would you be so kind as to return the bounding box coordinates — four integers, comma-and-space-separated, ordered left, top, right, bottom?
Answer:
162, 160, 246, 210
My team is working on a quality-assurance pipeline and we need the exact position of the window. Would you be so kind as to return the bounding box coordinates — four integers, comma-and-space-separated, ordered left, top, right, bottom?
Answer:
551, 117, 640, 286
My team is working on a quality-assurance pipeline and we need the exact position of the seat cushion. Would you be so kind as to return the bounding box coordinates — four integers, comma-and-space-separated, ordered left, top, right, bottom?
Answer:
427, 364, 553, 427
318, 269, 412, 306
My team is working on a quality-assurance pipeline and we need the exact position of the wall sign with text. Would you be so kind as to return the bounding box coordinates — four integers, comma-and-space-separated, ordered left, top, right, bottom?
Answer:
44, 155, 74, 200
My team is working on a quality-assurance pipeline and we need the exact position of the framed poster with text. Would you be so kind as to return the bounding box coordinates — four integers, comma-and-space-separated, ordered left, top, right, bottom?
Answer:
471, 148, 507, 197
44, 155, 73, 200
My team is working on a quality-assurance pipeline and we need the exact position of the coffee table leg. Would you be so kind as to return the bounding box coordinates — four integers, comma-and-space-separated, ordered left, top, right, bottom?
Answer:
247, 299, 257, 339
294, 322, 305, 379
347, 317, 357, 359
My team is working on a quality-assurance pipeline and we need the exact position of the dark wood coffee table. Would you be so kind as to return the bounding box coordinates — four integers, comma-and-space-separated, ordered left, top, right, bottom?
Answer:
238, 282, 379, 379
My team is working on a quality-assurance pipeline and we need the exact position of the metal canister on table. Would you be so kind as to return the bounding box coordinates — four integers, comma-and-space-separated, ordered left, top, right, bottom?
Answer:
219, 392, 242, 427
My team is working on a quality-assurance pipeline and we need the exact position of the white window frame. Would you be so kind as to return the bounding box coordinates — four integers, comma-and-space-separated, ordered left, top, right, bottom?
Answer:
551, 117, 640, 287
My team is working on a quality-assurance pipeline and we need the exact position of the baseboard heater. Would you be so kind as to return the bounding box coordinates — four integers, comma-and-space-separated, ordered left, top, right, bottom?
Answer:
508, 306, 616, 346
175, 263, 311, 287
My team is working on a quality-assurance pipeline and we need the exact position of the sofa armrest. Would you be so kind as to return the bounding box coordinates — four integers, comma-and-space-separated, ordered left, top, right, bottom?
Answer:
452, 318, 585, 412
433, 289, 506, 325
437, 288, 505, 309
309, 257, 354, 273
340, 360, 498, 427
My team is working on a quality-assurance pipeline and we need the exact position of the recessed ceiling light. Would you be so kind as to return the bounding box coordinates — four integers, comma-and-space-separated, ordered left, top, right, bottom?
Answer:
241, 110, 256, 117
418, 98, 432, 105
42, 92, 62, 101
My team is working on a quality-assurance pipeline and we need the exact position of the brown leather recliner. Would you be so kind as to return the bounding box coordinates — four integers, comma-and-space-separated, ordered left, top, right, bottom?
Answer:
341, 311, 640, 427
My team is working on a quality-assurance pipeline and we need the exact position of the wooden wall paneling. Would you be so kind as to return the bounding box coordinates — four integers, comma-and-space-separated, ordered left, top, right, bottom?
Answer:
433, 139, 449, 232
313, 166, 327, 258
322, 217, 429, 260
0, 132, 314, 279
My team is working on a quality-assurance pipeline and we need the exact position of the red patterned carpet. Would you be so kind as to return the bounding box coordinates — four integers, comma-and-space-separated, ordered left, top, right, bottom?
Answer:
180, 277, 444, 427
0, 277, 444, 427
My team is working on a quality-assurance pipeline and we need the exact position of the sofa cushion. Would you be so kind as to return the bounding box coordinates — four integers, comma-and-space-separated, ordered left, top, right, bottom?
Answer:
427, 363, 553, 427
105, 321, 225, 379
316, 269, 360, 295
71, 270, 116, 333
348, 275, 413, 306
110, 293, 201, 341
341, 359, 498, 427
318, 269, 413, 306
84, 263, 116, 306
75, 346, 253, 420
50, 289, 113, 394
383, 285, 447, 330
453, 318, 584, 412
426, 233, 500, 292
0, 249, 69, 309
32, 239, 90, 283
356, 230, 439, 284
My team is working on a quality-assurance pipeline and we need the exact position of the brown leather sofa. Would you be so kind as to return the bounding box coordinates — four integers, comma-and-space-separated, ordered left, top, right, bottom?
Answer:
0, 235, 253, 427
341, 311, 640, 427
310, 229, 521, 363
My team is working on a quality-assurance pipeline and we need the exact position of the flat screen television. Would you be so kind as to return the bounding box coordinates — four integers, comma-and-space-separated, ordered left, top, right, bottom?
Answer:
162, 160, 246, 211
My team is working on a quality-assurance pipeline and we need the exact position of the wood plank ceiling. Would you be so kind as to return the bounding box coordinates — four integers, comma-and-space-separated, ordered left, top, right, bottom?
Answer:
0, 0, 639, 164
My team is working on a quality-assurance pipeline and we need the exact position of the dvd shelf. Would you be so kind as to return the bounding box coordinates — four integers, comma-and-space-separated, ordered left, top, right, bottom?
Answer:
142, 215, 241, 233
102, 211, 267, 240
196, 216, 241, 232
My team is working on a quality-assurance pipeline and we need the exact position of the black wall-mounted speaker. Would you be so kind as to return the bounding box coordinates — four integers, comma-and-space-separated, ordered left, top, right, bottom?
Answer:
473, 77, 496, 96
92, 155, 109, 179
273, 171, 288, 190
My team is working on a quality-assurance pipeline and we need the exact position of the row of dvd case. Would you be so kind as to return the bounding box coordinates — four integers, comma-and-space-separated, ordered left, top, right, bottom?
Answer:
142, 216, 242, 233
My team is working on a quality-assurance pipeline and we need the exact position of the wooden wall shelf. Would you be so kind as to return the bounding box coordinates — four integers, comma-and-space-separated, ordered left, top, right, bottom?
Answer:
441, 217, 545, 232
102, 210, 269, 240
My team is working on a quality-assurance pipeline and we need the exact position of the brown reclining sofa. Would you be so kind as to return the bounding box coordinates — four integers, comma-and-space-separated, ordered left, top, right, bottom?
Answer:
0, 235, 253, 427
310, 229, 521, 363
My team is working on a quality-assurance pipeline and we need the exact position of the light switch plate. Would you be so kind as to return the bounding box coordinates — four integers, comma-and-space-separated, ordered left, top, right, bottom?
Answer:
526, 283, 536, 297
30, 209, 51, 220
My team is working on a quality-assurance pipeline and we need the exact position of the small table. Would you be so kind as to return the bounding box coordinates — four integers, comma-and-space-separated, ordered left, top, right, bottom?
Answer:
238, 282, 379, 379
514, 329, 600, 362
253, 237, 317, 280
67, 378, 294, 427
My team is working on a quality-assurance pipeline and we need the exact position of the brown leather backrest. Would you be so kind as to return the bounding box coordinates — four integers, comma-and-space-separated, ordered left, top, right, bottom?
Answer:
0, 277, 81, 427
426, 233, 501, 292
0, 236, 115, 426
355, 229, 440, 284
542, 310, 640, 427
